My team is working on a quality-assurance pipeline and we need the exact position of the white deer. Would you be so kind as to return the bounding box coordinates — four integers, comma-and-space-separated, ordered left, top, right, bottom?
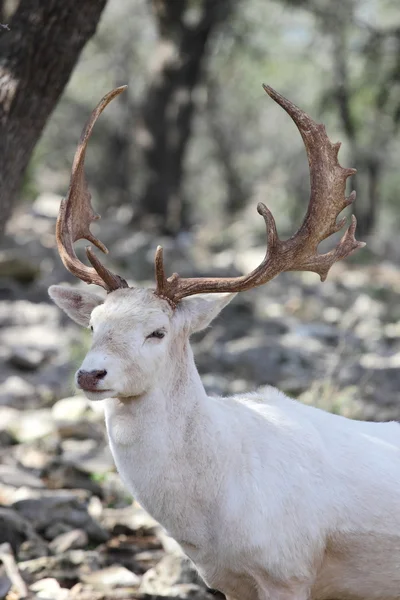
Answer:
49, 86, 400, 600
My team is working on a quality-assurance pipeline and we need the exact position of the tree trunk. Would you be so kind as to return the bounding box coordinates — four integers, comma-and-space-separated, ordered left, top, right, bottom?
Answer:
360, 158, 380, 237
0, 0, 107, 236
136, 0, 232, 234
330, 18, 376, 237
0, 1, 5, 27
206, 77, 249, 215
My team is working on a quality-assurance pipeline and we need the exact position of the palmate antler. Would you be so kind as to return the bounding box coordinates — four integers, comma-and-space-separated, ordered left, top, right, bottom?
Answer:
56, 84, 365, 304
155, 85, 365, 305
56, 86, 129, 292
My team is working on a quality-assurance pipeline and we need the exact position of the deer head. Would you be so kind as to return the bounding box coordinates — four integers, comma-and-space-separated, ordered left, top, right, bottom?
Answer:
49, 85, 364, 400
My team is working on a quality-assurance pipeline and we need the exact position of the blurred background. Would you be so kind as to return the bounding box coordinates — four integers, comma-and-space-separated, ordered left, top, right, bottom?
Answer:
0, 0, 400, 598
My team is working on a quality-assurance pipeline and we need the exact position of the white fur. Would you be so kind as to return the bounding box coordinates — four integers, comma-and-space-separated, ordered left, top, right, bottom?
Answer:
49, 285, 400, 600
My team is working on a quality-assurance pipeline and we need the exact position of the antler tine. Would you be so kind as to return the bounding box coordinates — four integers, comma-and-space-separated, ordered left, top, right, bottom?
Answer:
262, 85, 362, 263
154, 85, 365, 305
56, 86, 129, 292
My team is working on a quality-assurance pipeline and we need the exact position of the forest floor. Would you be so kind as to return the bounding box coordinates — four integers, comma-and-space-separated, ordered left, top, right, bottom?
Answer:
1, 196, 400, 599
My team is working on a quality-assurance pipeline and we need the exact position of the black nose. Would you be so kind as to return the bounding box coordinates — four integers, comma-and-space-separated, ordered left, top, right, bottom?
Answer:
93, 369, 107, 379
77, 369, 107, 390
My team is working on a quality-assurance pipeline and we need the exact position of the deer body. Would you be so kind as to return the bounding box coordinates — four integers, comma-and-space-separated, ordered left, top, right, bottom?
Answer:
49, 85, 400, 599
105, 352, 400, 600
49, 287, 400, 600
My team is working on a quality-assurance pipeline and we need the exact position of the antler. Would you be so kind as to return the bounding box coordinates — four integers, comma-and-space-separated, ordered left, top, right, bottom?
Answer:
56, 86, 129, 292
154, 84, 365, 307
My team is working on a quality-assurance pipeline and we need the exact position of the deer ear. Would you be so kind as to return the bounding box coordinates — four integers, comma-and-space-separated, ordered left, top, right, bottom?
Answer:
176, 293, 236, 334
48, 285, 104, 327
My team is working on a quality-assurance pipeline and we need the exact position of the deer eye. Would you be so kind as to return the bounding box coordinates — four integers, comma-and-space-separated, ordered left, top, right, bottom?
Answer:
147, 330, 165, 340
90, 325, 94, 332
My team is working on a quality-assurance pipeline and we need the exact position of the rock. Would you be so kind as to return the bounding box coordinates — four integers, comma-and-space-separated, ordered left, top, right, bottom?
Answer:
13, 495, 109, 543
18, 539, 49, 562
57, 420, 105, 441
0, 430, 15, 446
34, 364, 77, 408
52, 396, 92, 422
212, 336, 315, 386
44, 522, 76, 540
30, 577, 70, 600
60, 438, 114, 474
68, 582, 146, 600
87, 496, 103, 521
12, 488, 91, 503
8, 347, 47, 371
8, 409, 55, 443
49, 530, 89, 554
0, 568, 12, 598
133, 549, 165, 575
0, 408, 18, 445
0, 377, 36, 408
19, 550, 102, 585
99, 472, 134, 508
0, 250, 40, 283
44, 462, 103, 497
0, 507, 46, 556
157, 583, 215, 598
0, 407, 20, 430
0, 301, 59, 328
140, 555, 206, 595
81, 565, 141, 589
100, 503, 158, 536
0, 465, 44, 491
14, 444, 53, 471
0, 509, 27, 555
0, 325, 62, 353
293, 322, 340, 345
201, 373, 230, 397
279, 331, 325, 355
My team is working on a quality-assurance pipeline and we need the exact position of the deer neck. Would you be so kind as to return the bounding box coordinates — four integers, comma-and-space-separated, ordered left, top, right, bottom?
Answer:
103, 340, 218, 528
120, 340, 206, 424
